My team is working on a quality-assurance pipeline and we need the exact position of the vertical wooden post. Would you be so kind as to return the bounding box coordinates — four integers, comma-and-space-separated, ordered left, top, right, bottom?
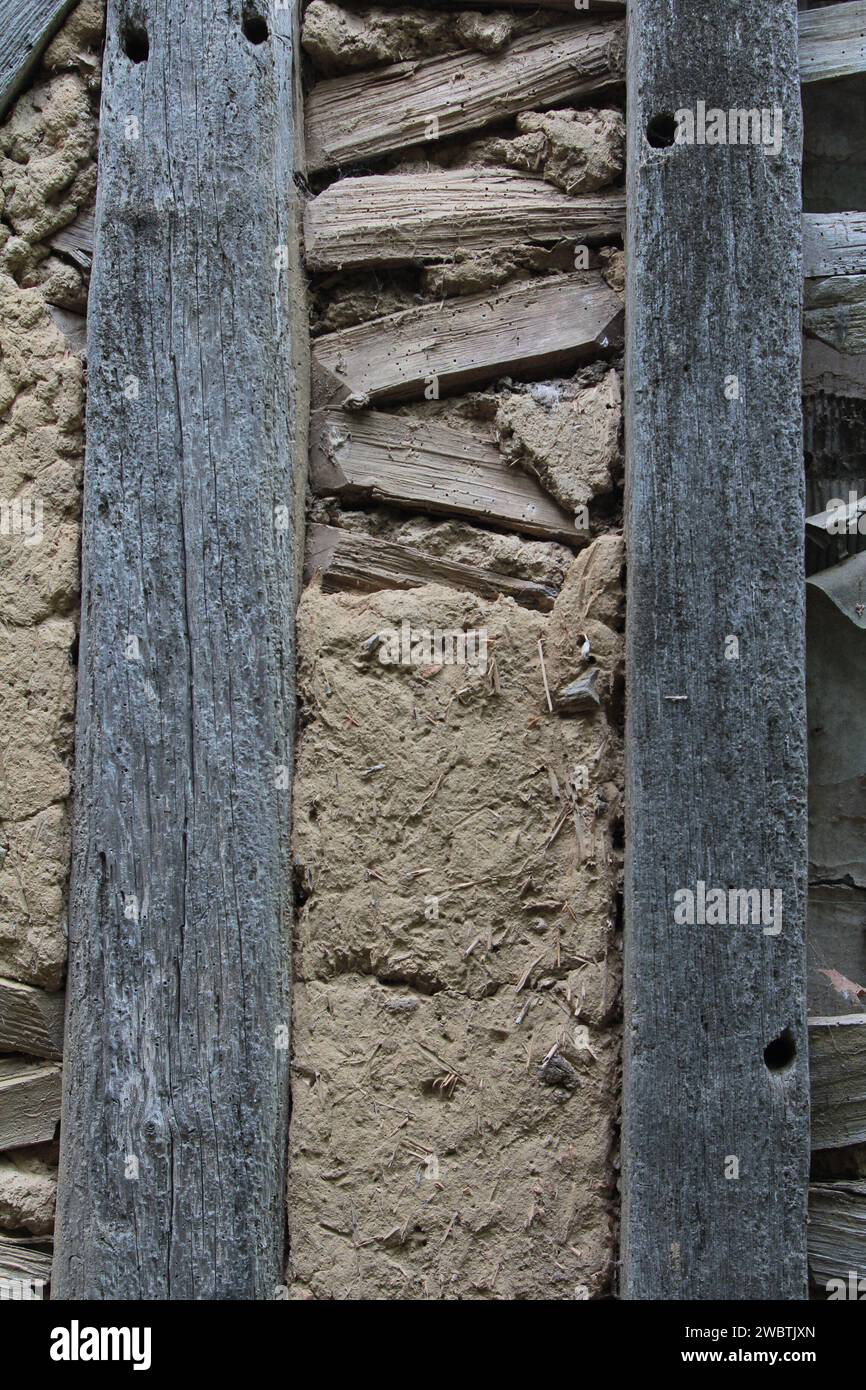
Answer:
622, 2, 809, 1297
54, 0, 306, 1299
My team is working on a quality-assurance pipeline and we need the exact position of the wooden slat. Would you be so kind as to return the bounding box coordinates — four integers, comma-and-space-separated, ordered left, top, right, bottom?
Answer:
48, 208, 95, 272
800, 1, 866, 84
0, 1234, 52, 1289
305, 20, 625, 172
0, 1058, 61, 1150
808, 1182, 866, 1286
305, 523, 559, 610
313, 273, 623, 408
0, 0, 78, 120
804, 335, 866, 399
622, 0, 808, 1299
53, 0, 304, 1301
0, 978, 64, 1059
311, 409, 577, 539
305, 174, 625, 272
804, 274, 866, 355
804, 214, 866, 279
810, 1014, 866, 1151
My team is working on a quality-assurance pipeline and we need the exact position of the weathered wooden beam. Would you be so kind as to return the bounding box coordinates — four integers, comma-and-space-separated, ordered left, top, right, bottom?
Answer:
313, 273, 623, 408
804, 274, 866, 356
0, 978, 64, 1060
0, 0, 79, 120
305, 174, 624, 272
622, 0, 808, 1299
305, 20, 625, 172
0, 1234, 53, 1289
0, 1058, 61, 1150
810, 1015, 866, 1151
53, 0, 306, 1300
800, 1, 866, 85
808, 1182, 866, 1287
311, 409, 577, 540
305, 523, 559, 610
804, 213, 866, 279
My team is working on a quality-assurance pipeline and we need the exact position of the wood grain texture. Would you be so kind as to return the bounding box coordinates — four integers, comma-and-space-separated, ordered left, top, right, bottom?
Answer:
305, 173, 625, 272
313, 272, 623, 408
804, 214, 866, 279
808, 1181, 866, 1285
810, 1015, 866, 1150
0, 1234, 52, 1287
0, 0, 78, 119
311, 409, 577, 540
305, 20, 625, 172
0, 977, 64, 1059
305, 523, 559, 610
622, 0, 808, 1299
804, 274, 866, 355
800, 0, 866, 84
48, 208, 95, 272
53, 0, 306, 1300
0, 1058, 61, 1150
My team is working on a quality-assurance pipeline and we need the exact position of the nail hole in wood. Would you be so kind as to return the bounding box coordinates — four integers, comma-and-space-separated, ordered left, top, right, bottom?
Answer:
764, 1028, 796, 1073
243, 11, 269, 44
122, 22, 149, 63
646, 112, 677, 148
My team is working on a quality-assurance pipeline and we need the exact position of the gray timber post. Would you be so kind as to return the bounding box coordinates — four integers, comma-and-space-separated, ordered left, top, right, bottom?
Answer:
622, 3, 810, 1298
53, 0, 306, 1299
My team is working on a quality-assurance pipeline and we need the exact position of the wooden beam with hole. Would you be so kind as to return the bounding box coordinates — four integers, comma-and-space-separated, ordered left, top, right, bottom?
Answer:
312, 273, 623, 408
800, 1, 866, 85
810, 1015, 866, 1151
305, 174, 624, 273
305, 20, 625, 172
0, 1058, 61, 1150
53, 0, 305, 1300
305, 524, 558, 610
808, 1182, 866, 1287
311, 409, 578, 540
0, 0, 79, 120
0, 978, 64, 1060
623, 0, 808, 1299
804, 214, 866, 280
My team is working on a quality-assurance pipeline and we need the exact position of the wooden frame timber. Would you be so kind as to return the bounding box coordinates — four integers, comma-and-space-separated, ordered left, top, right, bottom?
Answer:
53, 0, 306, 1299
622, 1, 809, 1299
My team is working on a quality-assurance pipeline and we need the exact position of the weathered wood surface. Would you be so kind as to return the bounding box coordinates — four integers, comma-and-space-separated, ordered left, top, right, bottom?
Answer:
808, 1182, 866, 1285
305, 174, 625, 272
0, 978, 64, 1059
305, 523, 558, 610
0, 0, 78, 120
313, 273, 623, 408
311, 409, 577, 540
800, 1, 866, 85
622, 1, 808, 1299
804, 275, 866, 355
48, 208, 95, 273
0, 1058, 61, 1150
804, 214, 866, 279
808, 886, 866, 1017
305, 20, 625, 172
803, 335, 866, 398
0, 1234, 52, 1288
810, 1015, 866, 1151
53, 0, 306, 1300
807, 563, 866, 886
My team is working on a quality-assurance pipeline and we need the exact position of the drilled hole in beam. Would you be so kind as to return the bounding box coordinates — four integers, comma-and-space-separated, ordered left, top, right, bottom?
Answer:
764, 1028, 796, 1073
122, 21, 149, 63
243, 11, 269, 44
646, 112, 677, 148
